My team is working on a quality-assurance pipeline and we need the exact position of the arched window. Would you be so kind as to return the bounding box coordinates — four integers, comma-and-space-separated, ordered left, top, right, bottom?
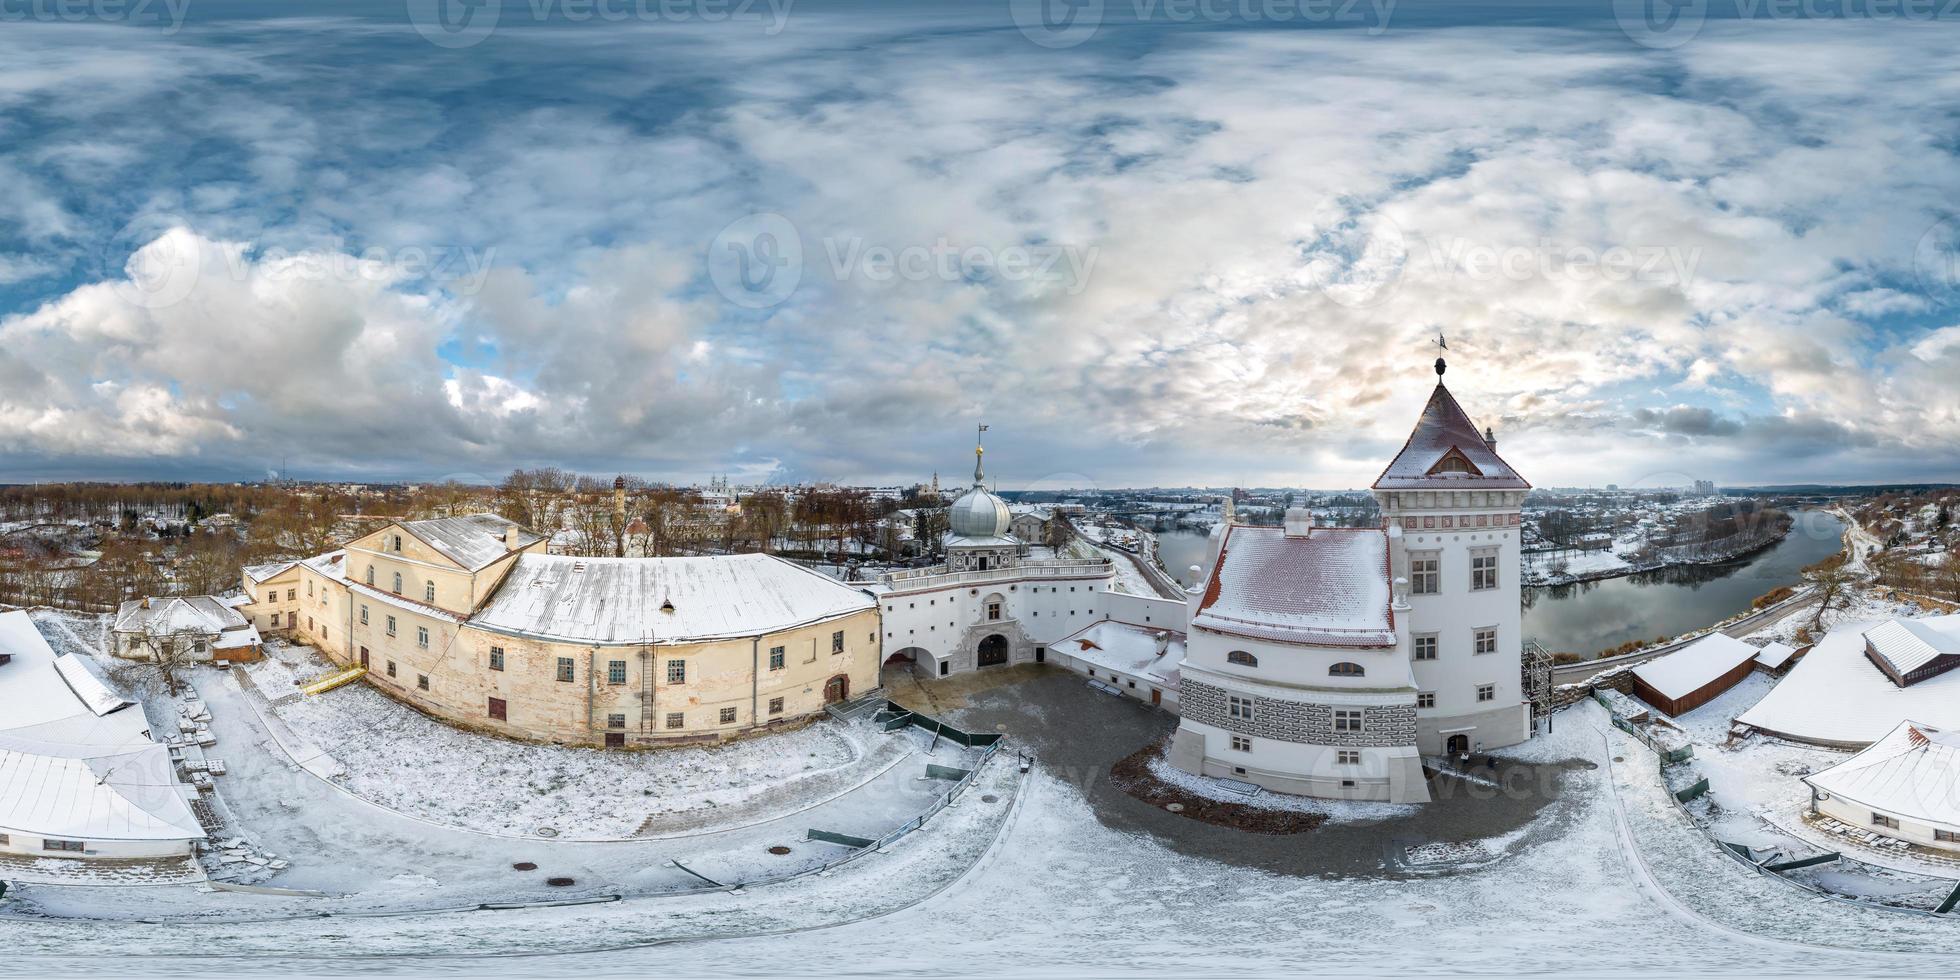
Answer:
392, 572, 403, 594
425, 580, 436, 603
365, 565, 375, 586
1227, 650, 1258, 668
1329, 662, 1365, 677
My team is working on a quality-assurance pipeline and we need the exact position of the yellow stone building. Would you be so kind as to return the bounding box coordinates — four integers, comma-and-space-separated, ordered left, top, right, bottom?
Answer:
240, 514, 880, 746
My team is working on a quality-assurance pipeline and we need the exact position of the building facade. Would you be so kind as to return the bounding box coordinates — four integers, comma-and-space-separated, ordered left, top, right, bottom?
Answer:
874, 438, 1120, 676
1169, 355, 1532, 804
243, 514, 882, 747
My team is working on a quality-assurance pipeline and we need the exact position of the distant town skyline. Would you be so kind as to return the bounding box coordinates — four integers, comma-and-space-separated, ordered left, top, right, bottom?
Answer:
3, 4, 1959, 490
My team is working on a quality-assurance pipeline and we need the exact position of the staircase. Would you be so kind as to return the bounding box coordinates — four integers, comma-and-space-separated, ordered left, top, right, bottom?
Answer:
298, 664, 367, 697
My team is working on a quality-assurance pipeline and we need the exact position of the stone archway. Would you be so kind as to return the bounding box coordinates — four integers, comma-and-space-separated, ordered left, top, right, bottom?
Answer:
824, 674, 851, 704
977, 633, 1010, 668
1446, 733, 1470, 757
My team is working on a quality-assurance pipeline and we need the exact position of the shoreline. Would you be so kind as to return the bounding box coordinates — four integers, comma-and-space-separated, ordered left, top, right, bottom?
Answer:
1523, 523, 1796, 590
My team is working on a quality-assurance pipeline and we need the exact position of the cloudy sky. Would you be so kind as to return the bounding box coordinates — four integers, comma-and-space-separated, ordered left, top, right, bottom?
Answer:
2, 0, 1958, 490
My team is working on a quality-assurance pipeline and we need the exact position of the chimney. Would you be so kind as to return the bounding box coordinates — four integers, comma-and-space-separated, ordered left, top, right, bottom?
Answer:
1152, 631, 1171, 658
504, 525, 522, 549
1485, 425, 1497, 450
1284, 507, 1313, 538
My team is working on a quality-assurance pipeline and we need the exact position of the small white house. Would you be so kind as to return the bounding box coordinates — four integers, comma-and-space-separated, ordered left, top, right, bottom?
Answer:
1804, 720, 1960, 852
113, 595, 262, 663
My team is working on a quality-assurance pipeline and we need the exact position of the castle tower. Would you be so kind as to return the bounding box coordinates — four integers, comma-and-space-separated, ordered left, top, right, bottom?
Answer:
1371, 350, 1532, 757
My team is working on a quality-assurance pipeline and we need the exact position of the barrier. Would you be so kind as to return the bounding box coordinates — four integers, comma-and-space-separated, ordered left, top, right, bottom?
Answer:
1673, 778, 1710, 803
924, 764, 971, 781
807, 829, 876, 848
879, 701, 1003, 748
1764, 853, 1840, 873
299, 664, 367, 697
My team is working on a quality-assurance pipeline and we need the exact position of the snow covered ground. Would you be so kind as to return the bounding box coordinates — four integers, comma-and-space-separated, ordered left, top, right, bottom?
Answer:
247, 640, 880, 839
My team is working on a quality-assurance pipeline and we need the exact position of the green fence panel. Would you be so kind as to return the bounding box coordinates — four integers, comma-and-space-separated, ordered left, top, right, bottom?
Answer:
1673, 777, 1711, 803
807, 829, 876, 849
1765, 853, 1840, 873
1718, 841, 1754, 861
1662, 745, 1696, 764
1937, 881, 1960, 915
924, 764, 971, 781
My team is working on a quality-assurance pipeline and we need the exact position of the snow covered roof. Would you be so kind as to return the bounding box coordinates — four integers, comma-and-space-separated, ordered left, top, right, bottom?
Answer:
113, 595, 247, 636
1753, 640, 1800, 671
469, 553, 876, 645
242, 560, 298, 583
399, 514, 542, 572
1054, 620, 1184, 689
1372, 384, 1530, 491
1191, 525, 1394, 648
0, 610, 204, 843
1804, 720, 1960, 830
1739, 615, 1960, 747
1862, 618, 1960, 678
302, 549, 348, 582
1630, 633, 1760, 701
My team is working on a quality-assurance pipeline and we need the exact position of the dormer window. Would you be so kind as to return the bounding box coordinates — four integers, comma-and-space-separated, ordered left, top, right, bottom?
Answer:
1329, 662, 1365, 677
1227, 650, 1258, 668
1427, 447, 1483, 477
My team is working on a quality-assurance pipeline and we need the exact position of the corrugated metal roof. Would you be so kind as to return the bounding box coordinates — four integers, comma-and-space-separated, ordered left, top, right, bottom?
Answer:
400, 514, 542, 571
469, 553, 875, 645
1373, 383, 1529, 491
1805, 720, 1960, 829
1863, 618, 1960, 676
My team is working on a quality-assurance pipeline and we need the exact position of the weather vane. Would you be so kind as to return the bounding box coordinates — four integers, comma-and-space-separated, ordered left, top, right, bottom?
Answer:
1433, 329, 1449, 378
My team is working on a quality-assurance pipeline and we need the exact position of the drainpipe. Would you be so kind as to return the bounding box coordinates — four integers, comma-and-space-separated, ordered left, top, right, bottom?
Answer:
587, 647, 597, 741
751, 636, 760, 729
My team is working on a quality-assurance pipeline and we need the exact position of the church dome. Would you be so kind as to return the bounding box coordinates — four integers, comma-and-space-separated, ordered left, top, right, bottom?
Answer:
948, 485, 1011, 538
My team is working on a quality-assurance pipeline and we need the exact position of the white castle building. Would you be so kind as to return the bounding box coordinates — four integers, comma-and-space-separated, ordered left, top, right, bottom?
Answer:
873, 435, 1135, 678
1168, 353, 1535, 804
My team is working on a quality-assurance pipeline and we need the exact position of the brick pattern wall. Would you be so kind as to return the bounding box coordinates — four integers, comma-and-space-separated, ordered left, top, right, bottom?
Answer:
1182, 677, 1417, 748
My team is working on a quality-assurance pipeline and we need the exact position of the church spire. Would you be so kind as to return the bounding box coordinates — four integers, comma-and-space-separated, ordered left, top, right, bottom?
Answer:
974, 423, 989, 486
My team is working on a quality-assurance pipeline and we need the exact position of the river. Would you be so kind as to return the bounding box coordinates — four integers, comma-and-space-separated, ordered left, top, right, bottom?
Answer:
1522, 509, 1846, 657
1152, 512, 1846, 658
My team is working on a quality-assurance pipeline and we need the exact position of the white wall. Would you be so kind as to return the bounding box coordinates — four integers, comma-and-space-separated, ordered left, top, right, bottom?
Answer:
0, 825, 197, 859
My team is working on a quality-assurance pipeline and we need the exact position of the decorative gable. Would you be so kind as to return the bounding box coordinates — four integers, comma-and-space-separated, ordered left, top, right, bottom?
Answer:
1426, 445, 1485, 478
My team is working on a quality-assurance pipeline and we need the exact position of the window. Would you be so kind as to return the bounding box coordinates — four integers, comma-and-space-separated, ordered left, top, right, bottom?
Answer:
1477, 684, 1496, 702
987, 602, 1002, 621
366, 565, 375, 586
43, 838, 84, 853
1936, 829, 1960, 843
720, 707, 738, 724
1227, 650, 1258, 668
1873, 813, 1901, 829
386, 660, 397, 678
556, 657, 575, 682
769, 697, 784, 715
360, 606, 369, 625
608, 660, 627, 685
1329, 662, 1364, 677
608, 713, 626, 729
392, 571, 403, 594
392, 533, 403, 552
306, 581, 313, 597
1333, 709, 1363, 733
270, 613, 281, 627
1411, 554, 1440, 595
1471, 551, 1499, 591
1337, 750, 1361, 765
1413, 635, 1438, 661
769, 646, 785, 671
417, 674, 429, 691
425, 580, 436, 603
666, 711, 685, 729
1474, 628, 1498, 656
1228, 695, 1256, 723
831, 630, 845, 655
0, 833, 7, 845
416, 626, 429, 649
1417, 692, 1435, 709
489, 647, 504, 671
287, 588, 296, 601
1229, 735, 1251, 752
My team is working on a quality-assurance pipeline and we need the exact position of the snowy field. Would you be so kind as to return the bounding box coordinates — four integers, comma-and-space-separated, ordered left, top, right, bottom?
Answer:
245, 641, 872, 838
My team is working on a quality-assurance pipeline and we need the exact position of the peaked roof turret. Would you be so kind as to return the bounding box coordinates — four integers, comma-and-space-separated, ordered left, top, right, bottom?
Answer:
1373, 382, 1529, 491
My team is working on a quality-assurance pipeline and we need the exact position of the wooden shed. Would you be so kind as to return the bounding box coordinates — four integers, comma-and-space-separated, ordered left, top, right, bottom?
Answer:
1629, 633, 1764, 717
